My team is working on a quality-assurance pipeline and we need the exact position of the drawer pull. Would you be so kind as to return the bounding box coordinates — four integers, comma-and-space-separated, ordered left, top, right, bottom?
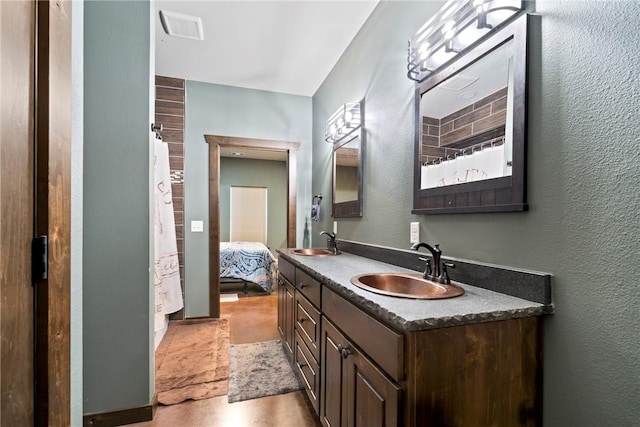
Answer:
296, 362, 308, 370
298, 317, 307, 323
278, 279, 284, 286
299, 282, 308, 289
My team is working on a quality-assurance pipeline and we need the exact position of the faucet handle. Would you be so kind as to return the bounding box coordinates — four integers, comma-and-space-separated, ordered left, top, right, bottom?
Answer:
418, 257, 432, 278
440, 262, 455, 284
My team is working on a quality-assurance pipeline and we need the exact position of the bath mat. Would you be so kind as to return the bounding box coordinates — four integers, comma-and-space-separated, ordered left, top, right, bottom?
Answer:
227, 339, 303, 403
220, 293, 239, 303
155, 319, 230, 405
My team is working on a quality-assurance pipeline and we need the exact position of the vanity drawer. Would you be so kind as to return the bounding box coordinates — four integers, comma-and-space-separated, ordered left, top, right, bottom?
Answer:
295, 331, 320, 415
295, 291, 321, 361
278, 256, 295, 285
322, 287, 404, 382
296, 269, 321, 308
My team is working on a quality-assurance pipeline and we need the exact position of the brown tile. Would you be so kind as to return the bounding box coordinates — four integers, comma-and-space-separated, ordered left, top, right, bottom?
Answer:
440, 120, 453, 135
491, 96, 507, 114
174, 225, 183, 240
474, 87, 508, 109
170, 183, 184, 198
422, 116, 439, 126
156, 86, 184, 103
442, 104, 473, 124
422, 144, 446, 159
156, 76, 185, 89
172, 197, 183, 212
421, 135, 439, 146
160, 130, 183, 144
453, 104, 491, 129
166, 142, 183, 158
173, 211, 183, 226
440, 124, 472, 145
155, 113, 184, 130
428, 124, 440, 136
472, 110, 506, 134
168, 156, 183, 171
156, 100, 184, 117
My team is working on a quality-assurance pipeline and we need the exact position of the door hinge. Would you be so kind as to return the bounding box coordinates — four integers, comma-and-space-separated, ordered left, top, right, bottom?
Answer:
32, 235, 48, 284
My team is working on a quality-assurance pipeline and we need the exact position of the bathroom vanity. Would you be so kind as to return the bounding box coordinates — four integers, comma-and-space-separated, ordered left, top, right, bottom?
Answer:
277, 244, 551, 427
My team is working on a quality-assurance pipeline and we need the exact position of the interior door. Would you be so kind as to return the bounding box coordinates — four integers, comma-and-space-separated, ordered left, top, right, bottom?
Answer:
1, 1, 72, 425
1, 1, 37, 424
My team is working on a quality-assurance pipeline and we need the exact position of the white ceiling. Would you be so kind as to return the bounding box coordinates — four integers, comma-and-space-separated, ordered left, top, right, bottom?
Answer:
154, 0, 379, 97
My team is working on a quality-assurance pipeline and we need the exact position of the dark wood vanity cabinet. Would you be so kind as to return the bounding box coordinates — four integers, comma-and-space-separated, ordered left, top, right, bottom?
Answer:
277, 275, 295, 356
277, 258, 296, 357
277, 257, 322, 414
278, 256, 543, 427
320, 317, 401, 427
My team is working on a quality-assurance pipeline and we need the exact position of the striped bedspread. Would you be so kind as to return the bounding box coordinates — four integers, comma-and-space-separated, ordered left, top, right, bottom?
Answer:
220, 242, 277, 293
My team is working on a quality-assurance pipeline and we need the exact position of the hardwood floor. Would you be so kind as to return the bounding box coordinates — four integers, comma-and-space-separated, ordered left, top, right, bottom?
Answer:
129, 284, 321, 427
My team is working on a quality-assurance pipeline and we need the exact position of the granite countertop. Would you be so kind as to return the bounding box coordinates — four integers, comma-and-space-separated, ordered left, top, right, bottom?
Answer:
278, 248, 550, 333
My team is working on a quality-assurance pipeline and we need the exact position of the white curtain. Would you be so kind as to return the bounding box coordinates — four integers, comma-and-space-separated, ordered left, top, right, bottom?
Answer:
153, 138, 183, 345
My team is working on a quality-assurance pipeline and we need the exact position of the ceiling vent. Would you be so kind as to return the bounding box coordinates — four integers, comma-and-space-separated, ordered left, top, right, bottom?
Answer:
439, 74, 478, 92
159, 10, 204, 41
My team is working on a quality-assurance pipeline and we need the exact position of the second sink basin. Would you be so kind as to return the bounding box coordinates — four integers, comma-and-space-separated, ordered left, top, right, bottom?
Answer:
350, 273, 465, 300
293, 248, 341, 256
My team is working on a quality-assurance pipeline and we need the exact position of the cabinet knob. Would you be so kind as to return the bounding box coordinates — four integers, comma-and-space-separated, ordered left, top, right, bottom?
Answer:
299, 282, 308, 289
278, 279, 284, 286
298, 317, 307, 323
337, 344, 352, 359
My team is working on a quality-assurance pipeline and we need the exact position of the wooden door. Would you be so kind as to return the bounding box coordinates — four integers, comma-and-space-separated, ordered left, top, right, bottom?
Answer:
344, 347, 402, 427
277, 276, 286, 339
1, 1, 71, 425
320, 318, 348, 427
283, 279, 296, 356
1, 1, 37, 424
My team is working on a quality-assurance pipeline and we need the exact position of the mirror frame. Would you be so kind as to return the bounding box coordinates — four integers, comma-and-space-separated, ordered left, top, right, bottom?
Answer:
332, 127, 364, 218
413, 14, 529, 214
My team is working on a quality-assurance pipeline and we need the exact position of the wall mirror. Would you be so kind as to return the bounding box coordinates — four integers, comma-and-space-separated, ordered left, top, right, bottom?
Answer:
333, 130, 364, 218
413, 15, 529, 214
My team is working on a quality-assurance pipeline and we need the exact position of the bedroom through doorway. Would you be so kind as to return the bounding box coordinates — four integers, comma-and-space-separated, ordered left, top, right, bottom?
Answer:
206, 135, 300, 318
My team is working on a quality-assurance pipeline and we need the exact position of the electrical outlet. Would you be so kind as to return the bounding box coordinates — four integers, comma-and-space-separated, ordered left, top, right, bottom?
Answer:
410, 222, 420, 244
333, 221, 338, 234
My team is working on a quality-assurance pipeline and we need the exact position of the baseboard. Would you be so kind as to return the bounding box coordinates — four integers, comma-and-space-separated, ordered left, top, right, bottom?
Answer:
83, 394, 157, 427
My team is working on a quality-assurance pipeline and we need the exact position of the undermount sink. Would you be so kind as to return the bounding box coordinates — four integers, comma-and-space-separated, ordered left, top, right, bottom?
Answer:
293, 248, 342, 256
350, 273, 465, 300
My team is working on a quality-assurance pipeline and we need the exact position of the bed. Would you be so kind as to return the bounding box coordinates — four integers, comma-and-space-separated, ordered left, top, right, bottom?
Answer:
220, 242, 278, 294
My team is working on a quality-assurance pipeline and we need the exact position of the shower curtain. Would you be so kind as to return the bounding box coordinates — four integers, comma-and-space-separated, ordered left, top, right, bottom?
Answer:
154, 137, 184, 349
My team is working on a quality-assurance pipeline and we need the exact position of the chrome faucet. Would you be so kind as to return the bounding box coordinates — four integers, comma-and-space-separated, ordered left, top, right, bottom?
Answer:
411, 242, 454, 284
320, 231, 338, 254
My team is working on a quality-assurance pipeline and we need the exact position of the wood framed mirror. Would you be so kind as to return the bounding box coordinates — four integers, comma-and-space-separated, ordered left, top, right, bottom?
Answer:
413, 14, 529, 214
333, 128, 364, 218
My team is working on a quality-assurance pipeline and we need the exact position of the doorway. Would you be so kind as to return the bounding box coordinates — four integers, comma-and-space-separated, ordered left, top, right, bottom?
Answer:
206, 135, 300, 317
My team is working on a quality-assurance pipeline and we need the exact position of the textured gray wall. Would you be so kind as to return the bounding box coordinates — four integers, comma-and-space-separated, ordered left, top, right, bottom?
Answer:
220, 157, 288, 252
83, 0, 152, 413
184, 82, 312, 317
313, 1, 640, 425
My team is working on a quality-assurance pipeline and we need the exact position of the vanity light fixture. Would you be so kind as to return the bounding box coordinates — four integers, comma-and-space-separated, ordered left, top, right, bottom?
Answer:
324, 103, 362, 144
407, 0, 527, 83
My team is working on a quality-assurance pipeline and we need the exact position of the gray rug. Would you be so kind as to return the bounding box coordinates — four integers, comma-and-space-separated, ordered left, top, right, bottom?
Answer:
227, 339, 303, 403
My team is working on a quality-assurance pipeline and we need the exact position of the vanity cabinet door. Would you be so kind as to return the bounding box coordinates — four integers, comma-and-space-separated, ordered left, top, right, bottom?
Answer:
320, 317, 348, 427
320, 317, 401, 427
278, 275, 296, 358
344, 346, 401, 427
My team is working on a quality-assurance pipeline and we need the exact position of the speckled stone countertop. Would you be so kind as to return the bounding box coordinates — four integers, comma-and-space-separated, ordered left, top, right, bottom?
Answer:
278, 249, 551, 333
